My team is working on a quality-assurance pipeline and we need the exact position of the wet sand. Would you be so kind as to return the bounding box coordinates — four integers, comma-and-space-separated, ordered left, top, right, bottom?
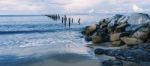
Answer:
26, 58, 100, 66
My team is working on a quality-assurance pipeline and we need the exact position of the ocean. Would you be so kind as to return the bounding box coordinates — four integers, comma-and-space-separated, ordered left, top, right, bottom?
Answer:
0, 14, 113, 66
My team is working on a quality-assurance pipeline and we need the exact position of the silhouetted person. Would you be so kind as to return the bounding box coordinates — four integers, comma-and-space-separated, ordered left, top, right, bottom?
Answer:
69, 18, 71, 28
62, 17, 64, 24
72, 18, 73, 23
78, 18, 81, 25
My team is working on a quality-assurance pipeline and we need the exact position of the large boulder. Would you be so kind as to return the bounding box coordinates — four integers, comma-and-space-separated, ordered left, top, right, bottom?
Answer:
92, 32, 103, 44
82, 24, 98, 36
132, 23, 150, 41
121, 37, 143, 45
92, 30, 109, 44
95, 46, 150, 62
82, 13, 150, 46
108, 13, 150, 32
132, 28, 150, 42
128, 13, 150, 24
111, 40, 123, 47
110, 32, 129, 42
110, 33, 121, 41
102, 60, 123, 66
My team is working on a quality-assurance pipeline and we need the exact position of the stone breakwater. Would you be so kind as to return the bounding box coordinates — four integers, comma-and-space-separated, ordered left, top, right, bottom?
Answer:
82, 13, 150, 47
82, 13, 150, 66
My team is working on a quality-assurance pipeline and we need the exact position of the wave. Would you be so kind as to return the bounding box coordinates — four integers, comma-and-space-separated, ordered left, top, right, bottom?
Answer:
0, 24, 83, 34
0, 28, 82, 35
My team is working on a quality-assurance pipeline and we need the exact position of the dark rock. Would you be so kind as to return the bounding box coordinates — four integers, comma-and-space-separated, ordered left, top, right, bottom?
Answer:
91, 29, 110, 44
92, 32, 103, 44
82, 24, 99, 36
95, 45, 150, 62
84, 36, 92, 42
110, 33, 121, 41
102, 60, 123, 66
121, 37, 143, 45
82, 13, 150, 46
122, 60, 139, 66
111, 40, 124, 47
128, 13, 150, 24
95, 48, 105, 55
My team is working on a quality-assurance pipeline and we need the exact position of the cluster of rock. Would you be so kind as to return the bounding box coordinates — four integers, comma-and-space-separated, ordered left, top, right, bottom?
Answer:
95, 43, 150, 66
82, 13, 150, 47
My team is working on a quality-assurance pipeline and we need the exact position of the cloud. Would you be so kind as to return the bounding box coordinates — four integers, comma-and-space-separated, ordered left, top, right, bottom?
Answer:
88, 9, 95, 14
0, 0, 45, 13
0, 0, 150, 14
132, 4, 143, 12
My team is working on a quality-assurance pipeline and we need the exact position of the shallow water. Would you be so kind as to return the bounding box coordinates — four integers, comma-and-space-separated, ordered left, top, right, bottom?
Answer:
0, 14, 113, 66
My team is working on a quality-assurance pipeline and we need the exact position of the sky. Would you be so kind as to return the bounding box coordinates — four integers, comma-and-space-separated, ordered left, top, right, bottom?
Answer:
0, 0, 150, 14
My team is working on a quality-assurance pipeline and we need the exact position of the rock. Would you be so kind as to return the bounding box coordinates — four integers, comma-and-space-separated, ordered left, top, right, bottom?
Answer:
112, 41, 124, 47
92, 32, 103, 44
128, 13, 150, 24
132, 31, 149, 41
82, 24, 97, 36
147, 39, 150, 42
102, 59, 140, 66
126, 43, 150, 53
115, 22, 129, 32
121, 37, 143, 45
106, 15, 129, 33
127, 43, 150, 50
82, 13, 150, 47
125, 24, 143, 34
122, 60, 139, 66
95, 48, 105, 54
110, 32, 130, 42
102, 60, 123, 66
110, 33, 121, 41
118, 16, 129, 23
92, 30, 110, 44
132, 27, 150, 41
95, 47, 150, 62
99, 21, 108, 29
117, 22, 129, 29
109, 14, 124, 25
84, 36, 92, 42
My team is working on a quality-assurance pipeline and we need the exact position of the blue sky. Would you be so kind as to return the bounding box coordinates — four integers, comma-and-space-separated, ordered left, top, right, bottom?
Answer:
0, 0, 150, 14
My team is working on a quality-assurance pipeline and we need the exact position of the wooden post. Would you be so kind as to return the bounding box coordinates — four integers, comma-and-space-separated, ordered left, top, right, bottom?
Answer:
69, 18, 71, 28
78, 18, 81, 25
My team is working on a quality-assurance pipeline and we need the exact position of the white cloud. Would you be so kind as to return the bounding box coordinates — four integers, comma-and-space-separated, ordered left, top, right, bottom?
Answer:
0, 0, 45, 14
0, 0, 150, 14
132, 4, 143, 12
88, 9, 95, 14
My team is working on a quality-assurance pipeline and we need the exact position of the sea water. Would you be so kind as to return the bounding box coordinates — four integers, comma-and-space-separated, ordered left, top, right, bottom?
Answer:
0, 14, 113, 66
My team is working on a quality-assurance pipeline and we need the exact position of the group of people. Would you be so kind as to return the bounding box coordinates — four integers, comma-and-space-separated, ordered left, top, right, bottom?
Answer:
61, 15, 81, 28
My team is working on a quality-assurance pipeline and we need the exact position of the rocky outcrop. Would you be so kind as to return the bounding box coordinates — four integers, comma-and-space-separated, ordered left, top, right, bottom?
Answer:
95, 43, 150, 66
82, 13, 150, 47
128, 13, 150, 24
95, 43, 150, 62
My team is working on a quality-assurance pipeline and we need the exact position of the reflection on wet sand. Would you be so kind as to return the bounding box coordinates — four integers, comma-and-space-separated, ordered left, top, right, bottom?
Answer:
25, 53, 100, 66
